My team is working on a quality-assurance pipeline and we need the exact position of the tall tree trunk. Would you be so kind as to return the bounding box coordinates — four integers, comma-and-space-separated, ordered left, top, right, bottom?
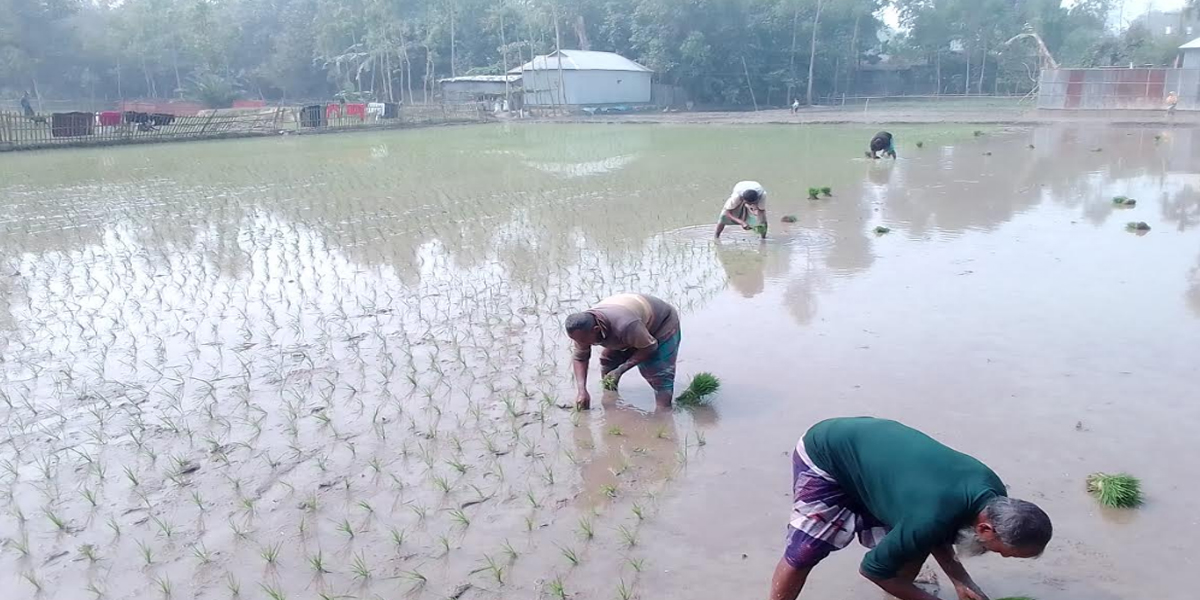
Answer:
964, 46, 970, 95
450, 0, 457, 77
806, 0, 824, 106
500, 11, 511, 105
574, 15, 590, 50
977, 37, 987, 95
848, 13, 860, 97
935, 51, 941, 95
787, 1, 801, 103
554, 2, 566, 108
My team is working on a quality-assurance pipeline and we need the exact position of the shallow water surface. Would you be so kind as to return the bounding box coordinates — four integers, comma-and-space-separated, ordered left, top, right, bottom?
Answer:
1, 124, 1198, 600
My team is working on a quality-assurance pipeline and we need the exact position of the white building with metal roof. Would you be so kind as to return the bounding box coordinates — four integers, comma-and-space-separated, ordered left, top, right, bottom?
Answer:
1181, 37, 1200, 69
509, 50, 653, 107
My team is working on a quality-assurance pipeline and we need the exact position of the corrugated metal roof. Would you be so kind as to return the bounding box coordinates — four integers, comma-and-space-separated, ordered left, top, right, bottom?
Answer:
1181, 37, 1200, 49
509, 50, 652, 73
438, 75, 521, 83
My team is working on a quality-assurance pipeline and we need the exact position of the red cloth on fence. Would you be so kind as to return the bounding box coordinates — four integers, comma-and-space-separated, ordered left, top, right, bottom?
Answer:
345, 103, 366, 120
326, 104, 342, 120
98, 111, 122, 127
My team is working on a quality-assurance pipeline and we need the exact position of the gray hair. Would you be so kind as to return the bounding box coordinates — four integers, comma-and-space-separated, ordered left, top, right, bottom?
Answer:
985, 497, 1053, 552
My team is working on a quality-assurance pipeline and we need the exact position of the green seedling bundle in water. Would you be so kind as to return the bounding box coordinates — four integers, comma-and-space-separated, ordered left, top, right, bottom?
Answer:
1126, 221, 1151, 232
820, 187, 832, 197
1112, 196, 1137, 207
602, 375, 618, 390
807, 187, 821, 200
676, 372, 720, 406
1087, 472, 1143, 508
753, 224, 768, 237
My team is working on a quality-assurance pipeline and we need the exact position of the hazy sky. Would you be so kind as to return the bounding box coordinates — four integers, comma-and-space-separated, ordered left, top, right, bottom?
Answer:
883, 0, 1191, 30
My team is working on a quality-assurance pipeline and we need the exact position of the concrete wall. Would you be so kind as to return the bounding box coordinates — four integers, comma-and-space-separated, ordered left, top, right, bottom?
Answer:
522, 70, 652, 106
1038, 68, 1199, 110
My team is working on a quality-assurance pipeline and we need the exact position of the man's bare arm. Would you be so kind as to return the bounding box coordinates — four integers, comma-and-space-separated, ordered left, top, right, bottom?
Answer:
615, 342, 658, 375
722, 209, 749, 228
862, 571, 942, 600
931, 544, 989, 600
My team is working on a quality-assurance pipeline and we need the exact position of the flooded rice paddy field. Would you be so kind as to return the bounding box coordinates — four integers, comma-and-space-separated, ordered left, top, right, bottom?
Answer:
1, 123, 1198, 600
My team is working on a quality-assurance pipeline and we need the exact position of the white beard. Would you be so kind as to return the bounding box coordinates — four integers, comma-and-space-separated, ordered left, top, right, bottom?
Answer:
954, 527, 988, 558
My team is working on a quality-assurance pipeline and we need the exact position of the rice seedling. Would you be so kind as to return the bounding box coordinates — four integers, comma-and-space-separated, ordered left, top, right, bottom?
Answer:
153, 574, 172, 598
617, 578, 634, 600
607, 425, 624, 436
578, 516, 595, 540
260, 541, 282, 566
22, 571, 43, 592
627, 557, 646, 572
820, 187, 832, 197
402, 569, 428, 589
676, 372, 720, 406
449, 508, 471, 528
974, 130, 985, 136
336, 518, 356, 539
389, 527, 406, 550
45, 508, 69, 531
618, 524, 639, 547
226, 573, 241, 596
602, 375, 618, 390
1125, 221, 1151, 232
79, 543, 98, 562
1087, 473, 1143, 508
351, 551, 372, 579
631, 503, 645, 520
559, 544, 581, 566
308, 549, 330, 574
137, 539, 154, 565
915, 141, 925, 148
874, 225, 892, 234
548, 576, 567, 599
81, 486, 99, 508
502, 539, 519, 562
259, 583, 286, 600
192, 541, 213, 564
780, 215, 798, 223
106, 516, 121, 537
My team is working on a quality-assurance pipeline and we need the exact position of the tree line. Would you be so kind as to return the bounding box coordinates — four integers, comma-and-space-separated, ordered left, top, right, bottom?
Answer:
0, 0, 1194, 108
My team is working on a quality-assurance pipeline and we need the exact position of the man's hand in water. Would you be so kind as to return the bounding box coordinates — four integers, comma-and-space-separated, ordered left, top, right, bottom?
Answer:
953, 583, 989, 600
575, 390, 591, 411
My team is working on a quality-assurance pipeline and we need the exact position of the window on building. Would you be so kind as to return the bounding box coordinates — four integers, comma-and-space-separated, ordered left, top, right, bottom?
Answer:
1188, 26, 1194, 35
1165, 26, 1173, 35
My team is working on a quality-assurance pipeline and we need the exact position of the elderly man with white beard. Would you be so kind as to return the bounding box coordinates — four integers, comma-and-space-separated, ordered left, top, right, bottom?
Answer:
769, 417, 1052, 600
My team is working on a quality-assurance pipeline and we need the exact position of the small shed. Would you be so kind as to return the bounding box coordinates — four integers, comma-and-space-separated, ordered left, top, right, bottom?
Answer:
439, 75, 522, 103
1182, 37, 1200, 69
510, 50, 653, 106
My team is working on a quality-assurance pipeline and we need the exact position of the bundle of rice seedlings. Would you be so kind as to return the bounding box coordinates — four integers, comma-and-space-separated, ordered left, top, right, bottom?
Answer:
676, 373, 720, 406
780, 215, 798, 223
753, 224, 768, 237
807, 187, 820, 200
1125, 221, 1151, 232
874, 226, 891, 235
1112, 196, 1130, 204
1086, 472, 1143, 508
915, 141, 925, 148
973, 130, 985, 137
820, 187, 832, 197
601, 376, 618, 391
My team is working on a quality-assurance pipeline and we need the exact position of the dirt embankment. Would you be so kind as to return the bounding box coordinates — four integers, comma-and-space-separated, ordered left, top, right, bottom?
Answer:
533, 106, 1200, 126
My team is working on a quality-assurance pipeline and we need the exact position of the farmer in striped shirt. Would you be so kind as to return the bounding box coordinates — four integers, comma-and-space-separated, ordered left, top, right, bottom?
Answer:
565, 294, 681, 410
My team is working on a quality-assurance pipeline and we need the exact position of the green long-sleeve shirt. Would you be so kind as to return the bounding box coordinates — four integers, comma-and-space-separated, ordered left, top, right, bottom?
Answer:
803, 417, 1005, 579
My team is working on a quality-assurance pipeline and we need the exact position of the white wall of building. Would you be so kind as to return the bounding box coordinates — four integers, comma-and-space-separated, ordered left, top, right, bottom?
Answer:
522, 70, 652, 106
1184, 48, 1200, 69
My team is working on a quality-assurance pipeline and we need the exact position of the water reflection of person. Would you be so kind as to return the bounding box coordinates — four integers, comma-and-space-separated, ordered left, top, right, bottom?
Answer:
715, 240, 767, 298
571, 392, 680, 509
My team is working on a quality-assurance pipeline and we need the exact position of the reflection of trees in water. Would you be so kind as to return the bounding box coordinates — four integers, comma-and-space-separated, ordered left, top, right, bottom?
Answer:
1160, 185, 1200, 232
1187, 255, 1200, 319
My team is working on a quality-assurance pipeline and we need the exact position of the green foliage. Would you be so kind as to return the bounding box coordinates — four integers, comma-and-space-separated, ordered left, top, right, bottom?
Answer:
601, 375, 618, 391
807, 187, 821, 200
189, 71, 242, 109
874, 225, 891, 234
820, 187, 832, 197
1087, 472, 1143, 508
676, 372, 720, 406
780, 215, 798, 223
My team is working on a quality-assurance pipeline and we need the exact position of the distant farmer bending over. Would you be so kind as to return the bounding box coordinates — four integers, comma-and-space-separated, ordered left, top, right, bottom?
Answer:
716, 180, 768, 239
867, 131, 896, 159
771, 417, 1052, 600
565, 293, 681, 410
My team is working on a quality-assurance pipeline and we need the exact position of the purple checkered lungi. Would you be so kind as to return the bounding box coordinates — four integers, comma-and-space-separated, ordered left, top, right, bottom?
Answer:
783, 440, 890, 570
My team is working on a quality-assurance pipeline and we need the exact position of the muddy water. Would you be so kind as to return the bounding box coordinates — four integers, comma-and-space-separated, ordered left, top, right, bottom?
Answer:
1, 124, 1197, 600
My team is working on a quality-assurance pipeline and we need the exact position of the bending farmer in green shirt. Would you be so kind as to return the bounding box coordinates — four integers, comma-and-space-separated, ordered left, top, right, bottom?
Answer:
771, 417, 1052, 600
